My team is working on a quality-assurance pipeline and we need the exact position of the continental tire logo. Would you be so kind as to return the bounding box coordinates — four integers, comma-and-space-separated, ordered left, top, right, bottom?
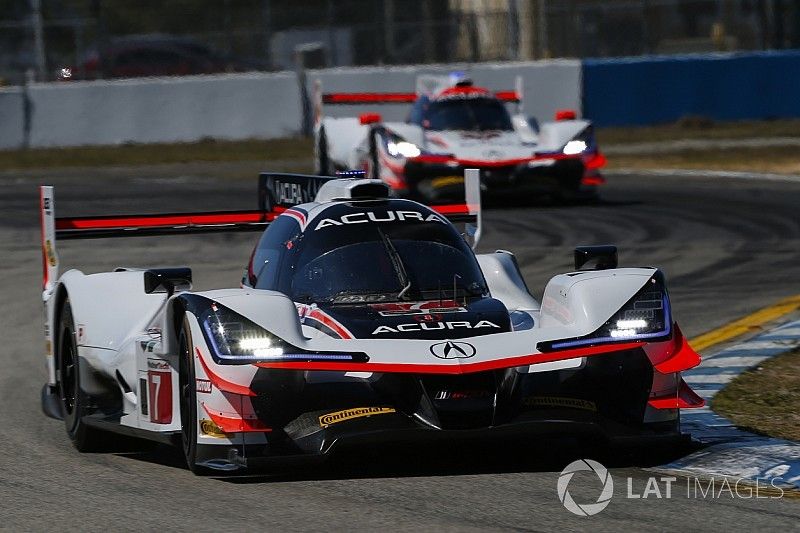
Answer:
318, 407, 395, 427
557, 459, 614, 516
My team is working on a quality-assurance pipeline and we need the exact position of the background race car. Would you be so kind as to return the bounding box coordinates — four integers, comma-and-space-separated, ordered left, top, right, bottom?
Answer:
313, 73, 606, 202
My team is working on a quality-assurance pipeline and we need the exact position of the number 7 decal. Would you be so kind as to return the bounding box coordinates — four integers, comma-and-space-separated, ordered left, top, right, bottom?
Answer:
148, 370, 173, 424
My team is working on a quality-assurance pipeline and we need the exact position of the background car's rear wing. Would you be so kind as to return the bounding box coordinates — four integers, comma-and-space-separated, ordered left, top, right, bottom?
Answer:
39, 170, 482, 291
312, 76, 523, 124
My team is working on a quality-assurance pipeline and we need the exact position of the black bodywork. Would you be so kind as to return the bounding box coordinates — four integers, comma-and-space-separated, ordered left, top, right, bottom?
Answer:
194, 344, 680, 469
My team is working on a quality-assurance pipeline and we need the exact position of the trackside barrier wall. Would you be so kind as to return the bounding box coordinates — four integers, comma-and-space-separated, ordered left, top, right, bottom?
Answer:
0, 71, 301, 149
0, 60, 581, 149
582, 50, 800, 127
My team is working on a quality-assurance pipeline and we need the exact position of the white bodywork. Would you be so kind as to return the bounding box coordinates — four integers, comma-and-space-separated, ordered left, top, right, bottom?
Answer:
39, 173, 695, 463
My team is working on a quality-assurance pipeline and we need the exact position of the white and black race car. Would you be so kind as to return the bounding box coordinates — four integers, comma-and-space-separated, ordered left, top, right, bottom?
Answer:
314, 74, 606, 202
39, 170, 703, 474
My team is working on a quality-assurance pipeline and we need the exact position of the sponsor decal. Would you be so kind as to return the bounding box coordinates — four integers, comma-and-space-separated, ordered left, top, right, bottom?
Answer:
45, 240, 56, 267
434, 389, 490, 400
199, 419, 227, 438
140, 340, 158, 353
147, 358, 170, 370
370, 300, 466, 317
372, 320, 499, 335
542, 295, 573, 324
414, 313, 442, 322
276, 181, 305, 205
431, 176, 464, 189
429, 340, 476, 359
318, 406, 396, 427
314, 210, 445, 230
523, 396, 597, 412
196, 379, 212, 394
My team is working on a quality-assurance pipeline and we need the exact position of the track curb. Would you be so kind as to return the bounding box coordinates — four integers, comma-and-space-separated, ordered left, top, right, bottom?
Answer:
654, 318, 800, 490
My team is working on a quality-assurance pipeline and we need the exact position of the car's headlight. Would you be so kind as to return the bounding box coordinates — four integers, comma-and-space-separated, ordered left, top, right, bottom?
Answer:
539, 273, 672, 351
562, 139, 587, 155
199, 303, 366, 365
387, 140, 421, 158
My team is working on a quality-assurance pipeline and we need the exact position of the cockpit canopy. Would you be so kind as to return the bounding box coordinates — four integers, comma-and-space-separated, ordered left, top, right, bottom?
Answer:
409, 94, 514, 132
246, 200, 488, 305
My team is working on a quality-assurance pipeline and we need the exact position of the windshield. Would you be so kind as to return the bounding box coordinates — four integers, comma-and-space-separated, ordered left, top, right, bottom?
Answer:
279, 207, 488, 304
425, 97, 513, 132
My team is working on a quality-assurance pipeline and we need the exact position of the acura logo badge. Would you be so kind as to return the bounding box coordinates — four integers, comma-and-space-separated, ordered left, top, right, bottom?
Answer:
429, 340, 476, 359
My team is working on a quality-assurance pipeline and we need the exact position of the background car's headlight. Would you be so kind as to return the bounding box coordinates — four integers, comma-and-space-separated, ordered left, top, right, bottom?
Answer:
562, 139, 587, 155
387, 140, 421, 158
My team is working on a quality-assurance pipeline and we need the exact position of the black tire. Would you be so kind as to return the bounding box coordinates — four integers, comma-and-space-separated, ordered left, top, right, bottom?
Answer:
178, 317, 210, 475
57, 298, 105, 451
316, 128, 331, 176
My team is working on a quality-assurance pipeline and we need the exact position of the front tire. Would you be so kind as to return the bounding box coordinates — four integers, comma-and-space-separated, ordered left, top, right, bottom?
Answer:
178, 317, 210, 475
57, 298, 105, 451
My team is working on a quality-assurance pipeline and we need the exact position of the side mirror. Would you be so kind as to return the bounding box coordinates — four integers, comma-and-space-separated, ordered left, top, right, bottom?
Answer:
144, 267, 192, 296
359, 112, 382, 125
574, 245, 617, 270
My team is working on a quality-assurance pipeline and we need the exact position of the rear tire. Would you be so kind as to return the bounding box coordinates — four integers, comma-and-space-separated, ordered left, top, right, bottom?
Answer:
178, 317, 210, 475
57, 298, 105, 452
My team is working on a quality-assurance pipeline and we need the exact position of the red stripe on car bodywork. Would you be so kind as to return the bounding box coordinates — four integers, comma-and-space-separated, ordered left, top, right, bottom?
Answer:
493, 90, 521, 102
411, 153, 579, 168
653, 325, 702, 374
195, 348, 256, 397
201, 404, 272, 433
39, 187, 49, 289
56, 210, 278, 231
308, 309, 354, 340
431, 203, 477, 216
254, 342, 645, 375
648, 379, 706, 409
322, 92, 418, 104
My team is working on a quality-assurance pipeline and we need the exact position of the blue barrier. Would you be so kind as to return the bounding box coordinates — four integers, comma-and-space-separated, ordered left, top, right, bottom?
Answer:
582, 50, 800, 127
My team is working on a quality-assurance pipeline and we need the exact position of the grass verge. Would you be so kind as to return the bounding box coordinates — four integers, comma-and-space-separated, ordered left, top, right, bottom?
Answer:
713, 348, 800, 442
597, 118, 800, 145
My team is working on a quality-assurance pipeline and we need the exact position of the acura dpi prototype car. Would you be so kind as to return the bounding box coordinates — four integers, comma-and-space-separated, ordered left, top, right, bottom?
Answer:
313, 74, 606, 202
39, 169, 703, 474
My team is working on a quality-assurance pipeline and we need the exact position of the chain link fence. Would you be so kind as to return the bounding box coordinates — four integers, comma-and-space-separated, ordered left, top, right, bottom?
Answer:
1, 0, 799, 86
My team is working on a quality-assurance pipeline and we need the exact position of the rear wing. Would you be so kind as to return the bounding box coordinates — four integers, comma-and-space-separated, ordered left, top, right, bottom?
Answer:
313, 76, 523, 116
39, 170, 482, 291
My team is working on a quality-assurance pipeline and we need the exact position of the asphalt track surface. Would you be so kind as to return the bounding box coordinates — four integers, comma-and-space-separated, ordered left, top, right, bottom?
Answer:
1, 168, 799, 530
